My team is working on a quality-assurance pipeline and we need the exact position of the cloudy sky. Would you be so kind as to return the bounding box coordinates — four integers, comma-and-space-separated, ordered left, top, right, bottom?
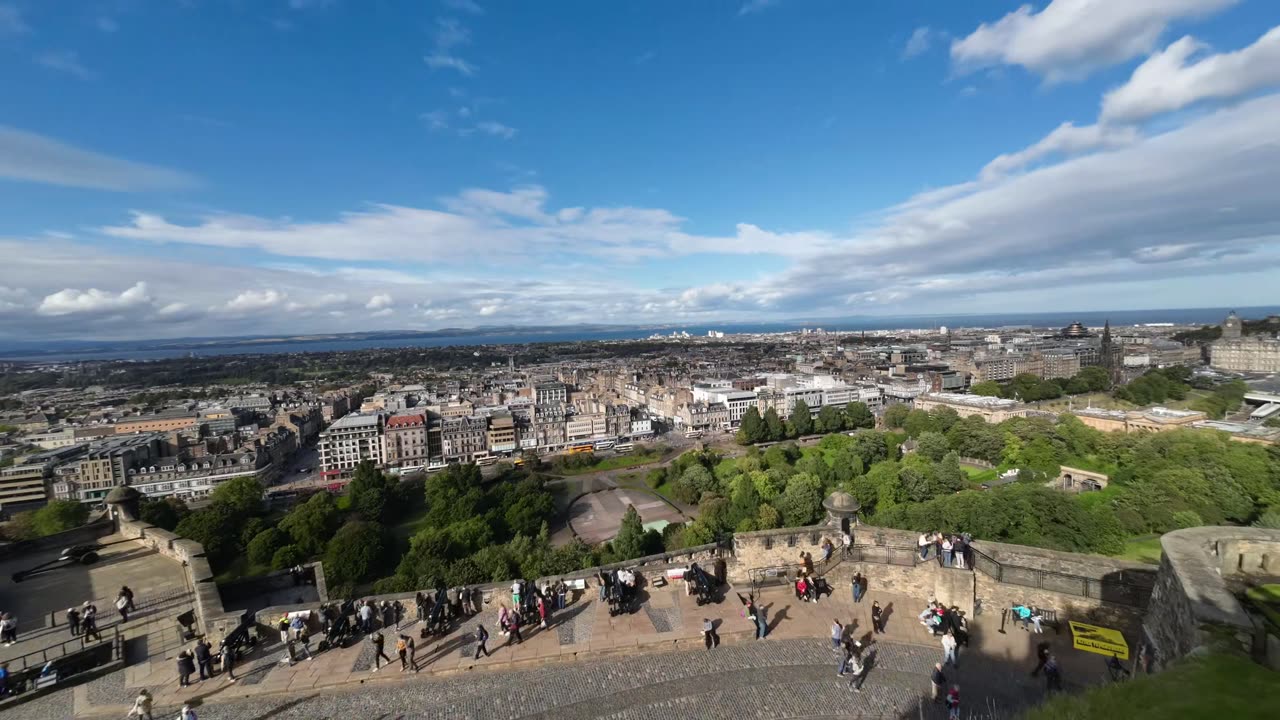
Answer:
2, 0, 1280, 341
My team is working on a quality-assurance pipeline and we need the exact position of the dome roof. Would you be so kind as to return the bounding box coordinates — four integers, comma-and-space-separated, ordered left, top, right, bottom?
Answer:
104, 485, 141, 504
823, 490, 860, 515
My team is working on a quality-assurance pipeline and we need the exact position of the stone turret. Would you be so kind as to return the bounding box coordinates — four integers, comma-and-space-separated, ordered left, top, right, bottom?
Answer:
1222, 310, 1243, 340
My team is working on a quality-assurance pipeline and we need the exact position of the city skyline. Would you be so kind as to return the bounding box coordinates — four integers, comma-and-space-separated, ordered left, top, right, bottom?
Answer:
3, 0, 1280, 340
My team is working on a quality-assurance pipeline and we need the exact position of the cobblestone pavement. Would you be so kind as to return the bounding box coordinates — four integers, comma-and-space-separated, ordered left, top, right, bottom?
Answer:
62, 638, 1056, 720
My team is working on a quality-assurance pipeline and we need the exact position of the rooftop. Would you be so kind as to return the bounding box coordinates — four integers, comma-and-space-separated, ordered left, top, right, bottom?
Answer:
922, 392, 1020, 408
385, 413, 426, 428
325, 413, 381, 431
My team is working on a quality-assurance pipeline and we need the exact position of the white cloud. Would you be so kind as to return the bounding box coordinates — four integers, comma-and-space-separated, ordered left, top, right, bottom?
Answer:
475, 121, 516, 139
1102, 27, 1280, 122
421, 110, 450, 130
951, 0, 1237, 82
980, 122, 1141, 179
0, 3, 28, 34
903, 27, 933, 59
36, 51, 94, 80
425, 54, 474, 76
0, 126, 197, 191
442, 0, 483, 13
366, 293, 393, 310
37, 282, 152, 316
738, 0, 779, 16
370, 308, 394, 318
220, 289, 287, 314
425, 17, 475, 75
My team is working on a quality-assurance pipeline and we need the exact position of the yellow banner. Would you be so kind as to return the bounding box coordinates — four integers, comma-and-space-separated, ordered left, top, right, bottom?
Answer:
1068, 621, 1129, 660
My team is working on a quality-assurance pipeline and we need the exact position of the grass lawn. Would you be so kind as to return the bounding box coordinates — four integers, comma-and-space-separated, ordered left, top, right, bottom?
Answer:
961, 465, 998, 485
1022, 652, 1280, 720
554, 451, 663, 476
1117, 536, 1163, 565
391, 506, 433, 542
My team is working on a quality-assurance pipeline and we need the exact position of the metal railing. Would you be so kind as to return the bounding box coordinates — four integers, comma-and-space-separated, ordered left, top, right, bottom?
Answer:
4, 626, 121, 672
46, 586, 194, 629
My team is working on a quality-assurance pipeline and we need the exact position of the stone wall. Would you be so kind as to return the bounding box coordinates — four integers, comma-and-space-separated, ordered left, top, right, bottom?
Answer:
0, 517, 114, 560
1141, 527, 1277, 671
731, 525, 834, 581
117, 515, 243, 638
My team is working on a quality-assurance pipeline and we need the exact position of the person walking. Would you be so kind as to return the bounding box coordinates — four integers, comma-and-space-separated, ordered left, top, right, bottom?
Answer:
930, 663, 946, 703
851, 573, 865, 604
66, 607, 81, 637
193, 639, 212, 680
702, 619, 719, 650
946, 685, 961, 720
179, 702, 198, 720
508, 611, 523, 646
941, 630, 959, 669
295, 629, 313, 662
1031, 641, 1051, 677
407, 635, 418, 672
755, 605, 768, 640
396, 635, 409, 671
537, 594, 548, 630
82, 611, 102, 642
846, 647, 867, 693
837, 641, 854, 677
830, 619, 844, 651
127, 689, 154, 720
474, 624, 490, 659
176, 650, 195, 687
0, 613, 16, 646
219, 639, 237, 683
1044, 654, 1063, 693
370, 631, 391, 672
871, 601, 885, 634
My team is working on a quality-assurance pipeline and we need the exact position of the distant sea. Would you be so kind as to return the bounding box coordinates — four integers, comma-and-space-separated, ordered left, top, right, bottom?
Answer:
7, 306, 1279, 363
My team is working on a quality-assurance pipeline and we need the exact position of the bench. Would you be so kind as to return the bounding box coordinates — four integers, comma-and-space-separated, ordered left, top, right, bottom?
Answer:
1032, 607, 1062, 634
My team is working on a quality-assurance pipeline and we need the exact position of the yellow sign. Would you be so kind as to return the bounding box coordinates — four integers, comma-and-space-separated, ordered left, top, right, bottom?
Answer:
1069, 621, 1129, 660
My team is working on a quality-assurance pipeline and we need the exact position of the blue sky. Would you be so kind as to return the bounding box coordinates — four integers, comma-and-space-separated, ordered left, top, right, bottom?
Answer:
2, 0, 1280, 340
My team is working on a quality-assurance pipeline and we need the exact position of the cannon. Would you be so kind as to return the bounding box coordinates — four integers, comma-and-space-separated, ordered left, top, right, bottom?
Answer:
687, 563, 721, 606
11, 544, 100, 583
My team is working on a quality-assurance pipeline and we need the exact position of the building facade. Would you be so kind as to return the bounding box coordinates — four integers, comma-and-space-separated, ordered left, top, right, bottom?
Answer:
383, 413, 429, 469
318, 413, 384, 479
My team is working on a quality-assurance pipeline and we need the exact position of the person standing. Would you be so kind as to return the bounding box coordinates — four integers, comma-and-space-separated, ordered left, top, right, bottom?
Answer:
127, 689, 153, 720
930, 663, 946, 703
830, 619, 844, 651
358, 601, 374, 634
941, 536, 954, 568
370, 631, 390, 672
219, 639, 237, 683
474, 624, 490, 659
941, 630, 959, 669
871, 601, 885, 634
918, 532, 931, 560
852, 573, 865, 604
295, 629, 313, 662
702, 619, 719, 650
66, 607, 81, 637
755, 605, 768, 640
193, 639, 212, 680
82, 610, 102, 642
537, 594, 548, 630
176, 650, 195, 687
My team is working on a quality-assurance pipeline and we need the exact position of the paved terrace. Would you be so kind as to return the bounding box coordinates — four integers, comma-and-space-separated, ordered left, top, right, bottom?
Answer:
25, 578, 1118, 719
0, 533, 193, 670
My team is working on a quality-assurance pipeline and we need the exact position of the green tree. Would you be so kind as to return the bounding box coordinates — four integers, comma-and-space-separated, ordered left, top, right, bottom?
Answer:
763, 407, 786, 441
247, 528, 288, 566
1076, 366, 1112, 392
270, 544, 307, 571
503, 480, 556, 537
139, 497, 188, 531
816, 404, 845, 434
882, 403, 909, 429
756, 503, 781, 529
346, 460, 395, 522
936, 452, 967, 494
730, 475, 762, 528
29, 500, 90, 536
845, 402, 875, 430
775, 471, 824, 527
673, 465, 717, 504
611, 505, 649, 561
970, 381, 1003, 397
278, 492, 340, 556
903, 409, 934, 438
789, 400, 814, 437
737, 406, 766, 444
209, 476, 264, 515
174, 503, 242, 566
915, 431, 950, 463
324, 520, 387, 589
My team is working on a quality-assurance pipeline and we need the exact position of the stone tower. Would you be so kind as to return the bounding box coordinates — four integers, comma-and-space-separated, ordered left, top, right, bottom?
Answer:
1222, 310, 1242, 340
